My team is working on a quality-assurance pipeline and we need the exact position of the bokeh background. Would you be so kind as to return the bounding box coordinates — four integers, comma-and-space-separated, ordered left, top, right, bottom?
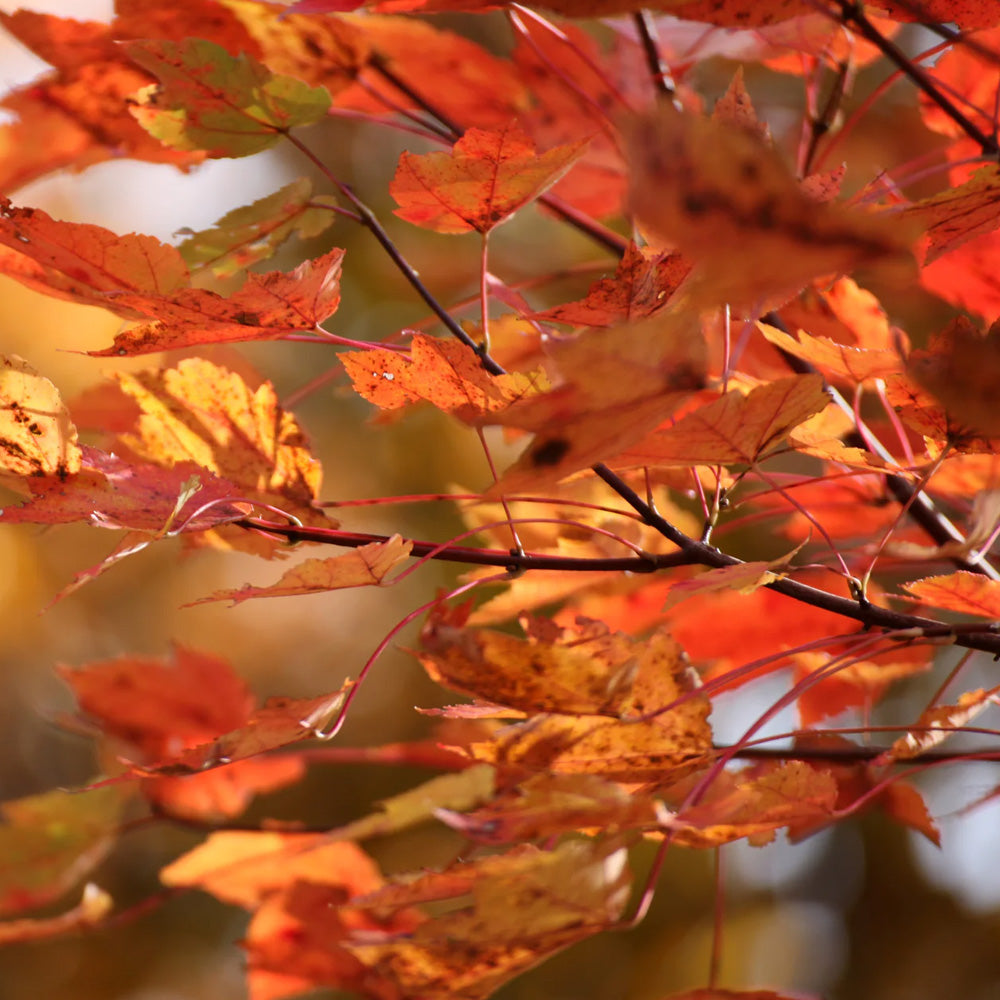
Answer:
2, 2, 1000, 998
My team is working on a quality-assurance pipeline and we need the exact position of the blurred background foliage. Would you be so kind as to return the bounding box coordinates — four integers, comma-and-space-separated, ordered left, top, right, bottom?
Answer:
1, 2, 1000, 999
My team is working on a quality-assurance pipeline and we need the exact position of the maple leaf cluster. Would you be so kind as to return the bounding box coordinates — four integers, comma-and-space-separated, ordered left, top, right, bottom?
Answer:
3, 0, 1000, 998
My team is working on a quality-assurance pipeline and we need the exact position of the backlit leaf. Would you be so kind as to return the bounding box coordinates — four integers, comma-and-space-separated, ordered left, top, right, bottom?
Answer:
666, 760, 838, 847
0, 448, 248, 534
908, 165, 1000, 264
617, 374, 830, 469
189, 535, 413, 605
93, 248, 346, 356
0, 197, 189, 310
758, 322, 901, 383
528, 242, 691, 327
887, 686, 1000, 761
0, 354, 81, 478
391, 121, 585, 234
901, 571, 1000, 619
161, 831, 383, 909
342, 333, 534, 421
125, 38, 332, 158
176, 178, 338, 277
492, 311, 707, 491
345, 839, 630, 1000
114, 358, 322, 512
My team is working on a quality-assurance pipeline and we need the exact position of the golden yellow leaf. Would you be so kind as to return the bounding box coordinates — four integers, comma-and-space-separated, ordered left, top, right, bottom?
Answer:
0, 353, 81, 478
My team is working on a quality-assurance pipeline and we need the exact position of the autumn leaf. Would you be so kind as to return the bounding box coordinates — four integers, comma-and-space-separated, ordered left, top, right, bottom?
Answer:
231, 3, 371, 96
421, 614, 713, 781
886, 686, 1000, 761
901, 570, 1000, 619
0, 354, 81, 479
907, 164, 1000, 264
662, 561, 787, 611
437, 772, 660, 844
60, 645, 316, 821
758, 322, 901, 384
665, 760, 838, 848
160, 832, 384, 909
125, 38, 332, 158
616, 373, 830, 469
145, 687, 352, 778
491, 310, 707, 491
92, 248, 346, 356
390, 121, 586, 234
336, 14, 528, 129
528, 242, 691, 327
176, 178, 338, 277
342, 332, 535, 420
113, 358, 322, 513
344, 839, 630, 1000
626, 103, 914, 305
189, 535, 413, 605
0, 447, 248, 534
0, 784, 128, 917
905, 316, 1000, 438
0, 197, 189, 311
327, 764, 496, 841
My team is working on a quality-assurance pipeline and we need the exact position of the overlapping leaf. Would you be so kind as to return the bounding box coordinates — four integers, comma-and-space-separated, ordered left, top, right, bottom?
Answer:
60, 645, 327, 821
0, 447, 248, 534
176, 179, 338, 277
626, 104, 914, 304
616, 373, 830, 469
125, 38, 332, 158
344, 839, 630, 1000
421, 611, 713, 781
491, 311, 707, 491
528, 242, 691, 327
93, 247, 346, 356
391, 121, 586, 234
901, 571, 1000, 619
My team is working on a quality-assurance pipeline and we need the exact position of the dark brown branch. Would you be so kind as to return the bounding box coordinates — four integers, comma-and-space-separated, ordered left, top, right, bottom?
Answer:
834, 0, 999, 156
236, 517, 695, 573
633, 11, 676, 100
591, 463, 1000, 656
766, 314, 1000, 582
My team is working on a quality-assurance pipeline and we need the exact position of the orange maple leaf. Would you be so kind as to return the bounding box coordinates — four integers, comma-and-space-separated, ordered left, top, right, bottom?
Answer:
391, 120, 586, 234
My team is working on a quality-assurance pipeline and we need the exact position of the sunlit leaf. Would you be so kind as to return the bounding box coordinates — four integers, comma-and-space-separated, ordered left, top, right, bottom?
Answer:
391, 121, 585, 234
345, 839, 630, 1000
528, 242, 690, 327
342, 333, 535, 420
125, 38, 332, 157
114, 358, 322, 513
93, 248, 346, 356
617, 374, 830, 469
901, 570, 1000, 619
0, 354, 81, 478
189, 535, 412, 605
887, 686, 1000, 761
